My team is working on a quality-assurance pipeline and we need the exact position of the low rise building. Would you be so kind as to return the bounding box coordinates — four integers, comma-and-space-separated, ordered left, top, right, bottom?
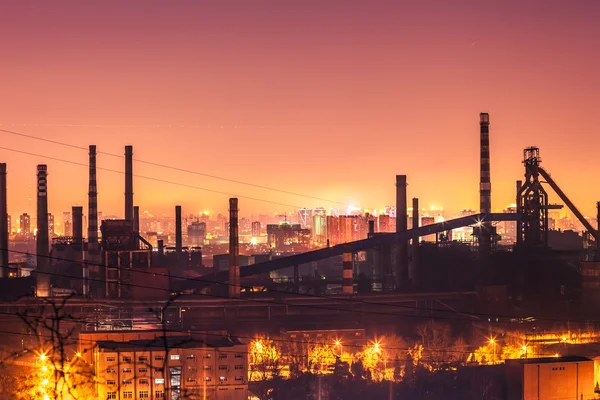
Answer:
94, 335, 248, 400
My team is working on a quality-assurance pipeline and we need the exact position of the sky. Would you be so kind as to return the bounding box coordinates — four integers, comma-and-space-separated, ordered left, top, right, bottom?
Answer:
1, 0, 599, 219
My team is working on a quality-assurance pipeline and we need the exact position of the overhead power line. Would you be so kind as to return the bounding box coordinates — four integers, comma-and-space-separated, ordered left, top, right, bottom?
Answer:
0, 128, 367, 209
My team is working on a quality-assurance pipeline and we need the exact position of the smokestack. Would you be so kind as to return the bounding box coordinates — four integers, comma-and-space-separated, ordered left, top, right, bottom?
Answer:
479, 113, 492, 254
0, 163, 7, 277
229, 198, 240, 298
368, 220, 375, 237
72, 206, 83, 244
516, 180, 523, 245
342, 252, 353, 294
158, 239, 164, 255
175, 205, 182, 261
88, 145, 98, 249
133, 206, 140, 249
410, 198, 419, 286
125, 145, 133, 222
36, 165, 50, 297
395, 175, 408, 288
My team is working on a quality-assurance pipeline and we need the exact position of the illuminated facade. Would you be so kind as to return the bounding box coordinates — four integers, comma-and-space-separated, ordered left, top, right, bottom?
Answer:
251, 221, 261, 238
48, 213, 55, 237
19, 213, 31, 237
187, 221, 206, 246
94, 336, 248, 400
312, 215, 328, 246
266, 222, 310, 250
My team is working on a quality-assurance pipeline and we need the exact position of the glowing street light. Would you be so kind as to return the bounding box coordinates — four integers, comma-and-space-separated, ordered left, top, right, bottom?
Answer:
522, 345, 528, 359
554, 353, 560, 358
489, 338, 496, 364
76, 352, 82, 358
39, 353, 47, 362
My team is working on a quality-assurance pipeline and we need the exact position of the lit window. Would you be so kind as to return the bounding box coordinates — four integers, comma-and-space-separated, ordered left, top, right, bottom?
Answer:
170, 354, 180, 360
123, 368, 132, 373
154, 378, 165, 385
106, 368, 116, 374
205, 377, 212, 382
203, 353, 212, 359
107, 393, 117, 400
186, 378, 197, 383
186, 354, 196, 360
122, 379, 132, 385
219, 376, 227, 382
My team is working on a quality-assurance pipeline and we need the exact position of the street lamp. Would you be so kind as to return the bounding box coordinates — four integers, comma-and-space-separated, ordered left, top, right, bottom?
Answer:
334, 340, 342, 357
522, 345, 528, 359
489, 338, 496, 364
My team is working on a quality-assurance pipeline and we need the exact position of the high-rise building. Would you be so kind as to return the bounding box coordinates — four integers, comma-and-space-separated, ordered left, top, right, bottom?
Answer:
63, 211, 72, 237
251, 221, 261, 237
187, 221, 206, 246
421, 216, 435, 242
312, 215, 328, 246
266, 222, 310, 250
19, 213, 31, 237
48, 213, 55, 237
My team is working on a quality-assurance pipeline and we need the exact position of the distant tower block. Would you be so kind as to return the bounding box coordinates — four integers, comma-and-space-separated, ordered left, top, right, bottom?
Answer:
479, 113, 492, 255
410, 197, 419, 286
36, 165, 50, 297
229, 198, 240, 298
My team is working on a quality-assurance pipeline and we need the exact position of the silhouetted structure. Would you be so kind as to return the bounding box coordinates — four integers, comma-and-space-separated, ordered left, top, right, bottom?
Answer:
229, 198, 240, 298
35, 164, 50, 297
0, 163, 7, 277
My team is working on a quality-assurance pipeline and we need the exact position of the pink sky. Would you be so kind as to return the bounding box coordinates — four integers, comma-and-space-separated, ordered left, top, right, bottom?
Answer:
1, 1, 599, 218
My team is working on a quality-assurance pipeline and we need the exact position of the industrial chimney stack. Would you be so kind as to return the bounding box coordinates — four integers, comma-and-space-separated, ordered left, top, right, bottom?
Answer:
36, 165, 50, 297
479, 113, 492, 254
395, 175, 408, 287
125, 145, 134, 222
175, 205, 182, 262
88, 145, 98, 249
229, 198, 240, 298
0, 163, 8, 277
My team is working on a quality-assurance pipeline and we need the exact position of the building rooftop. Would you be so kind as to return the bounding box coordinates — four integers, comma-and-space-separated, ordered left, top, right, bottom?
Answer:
506, 356, 591, 365
97, 335, 243, 351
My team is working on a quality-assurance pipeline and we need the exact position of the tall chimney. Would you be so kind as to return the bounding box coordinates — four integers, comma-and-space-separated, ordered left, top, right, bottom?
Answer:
36, 165, 50, 297
516, 180, 523, 245
175, 205, 182, 262
72, 206, 83, 244
125, 145, 134, 222
479, 113, 492, 254
410, 197, 419, 286
88, 145, 98, 249
133, 206, 140, 249
395, 175, 408, 288
0, 163, 8, 277
229, 198, 240, 298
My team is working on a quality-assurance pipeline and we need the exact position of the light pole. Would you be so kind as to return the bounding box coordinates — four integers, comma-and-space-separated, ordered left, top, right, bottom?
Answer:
489, 338, 496, 364
522, 345, 528, 359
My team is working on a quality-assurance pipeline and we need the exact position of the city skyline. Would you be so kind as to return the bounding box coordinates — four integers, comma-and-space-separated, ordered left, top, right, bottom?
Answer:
2, 1, 600, 217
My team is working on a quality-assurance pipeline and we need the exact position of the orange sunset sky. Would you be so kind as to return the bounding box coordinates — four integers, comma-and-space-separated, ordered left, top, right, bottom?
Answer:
1, 1, 599, 218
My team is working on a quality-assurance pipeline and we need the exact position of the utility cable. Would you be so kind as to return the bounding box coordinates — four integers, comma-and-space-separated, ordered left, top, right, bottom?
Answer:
0, 128, 367, 209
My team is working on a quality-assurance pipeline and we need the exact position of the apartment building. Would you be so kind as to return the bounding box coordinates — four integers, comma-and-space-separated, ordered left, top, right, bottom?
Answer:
94, 335, 248, 400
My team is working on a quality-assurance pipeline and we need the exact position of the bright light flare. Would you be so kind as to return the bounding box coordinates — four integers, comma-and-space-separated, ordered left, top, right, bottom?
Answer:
334, 340, 341, 346
76, 352, 82, 358
554, 353, 560, 358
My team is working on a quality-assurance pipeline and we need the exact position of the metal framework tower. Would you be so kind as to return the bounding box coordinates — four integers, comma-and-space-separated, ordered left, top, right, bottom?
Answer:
517, 147, 549, 247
